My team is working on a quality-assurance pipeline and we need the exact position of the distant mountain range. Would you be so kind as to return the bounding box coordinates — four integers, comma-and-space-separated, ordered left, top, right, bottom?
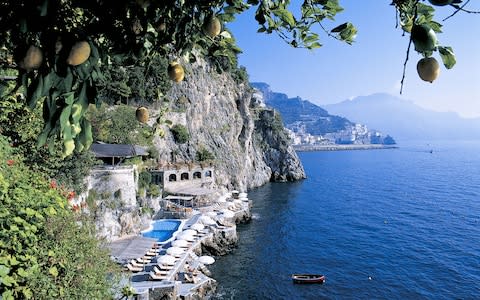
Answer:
324, 93, 480, 141
252, 83, 395, 145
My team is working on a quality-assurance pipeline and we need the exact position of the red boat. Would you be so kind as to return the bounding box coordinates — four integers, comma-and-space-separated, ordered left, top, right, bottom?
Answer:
291, 274, 326, 284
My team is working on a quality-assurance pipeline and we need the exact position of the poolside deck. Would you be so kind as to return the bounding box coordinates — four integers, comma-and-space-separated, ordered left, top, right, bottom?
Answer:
121, 191, 250, 298
129, 228, 214, 294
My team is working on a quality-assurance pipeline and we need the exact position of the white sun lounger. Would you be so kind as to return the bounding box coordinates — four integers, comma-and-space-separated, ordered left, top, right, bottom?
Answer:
126, 263, 143, 272
153, 266, 170, 275
149, 271, 167, 281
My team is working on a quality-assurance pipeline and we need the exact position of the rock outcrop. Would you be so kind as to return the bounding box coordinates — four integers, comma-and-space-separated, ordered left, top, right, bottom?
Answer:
150, 59, 305, 191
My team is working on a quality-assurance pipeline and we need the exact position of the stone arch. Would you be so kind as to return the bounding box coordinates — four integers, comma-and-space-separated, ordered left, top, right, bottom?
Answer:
193, 171, 202, 179
169, 174, 177, 182
205, 170, 212, 178
181, 172, 189, 180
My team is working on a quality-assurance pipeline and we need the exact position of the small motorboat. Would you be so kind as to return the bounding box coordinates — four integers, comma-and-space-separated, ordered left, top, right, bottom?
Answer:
291, 274, 326, 284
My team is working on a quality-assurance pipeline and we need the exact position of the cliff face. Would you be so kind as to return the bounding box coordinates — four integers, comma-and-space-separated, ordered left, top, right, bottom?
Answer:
151, 59, 305, 191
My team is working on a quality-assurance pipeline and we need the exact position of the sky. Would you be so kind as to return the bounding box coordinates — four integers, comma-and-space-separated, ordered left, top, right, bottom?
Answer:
227, 1, 480, 119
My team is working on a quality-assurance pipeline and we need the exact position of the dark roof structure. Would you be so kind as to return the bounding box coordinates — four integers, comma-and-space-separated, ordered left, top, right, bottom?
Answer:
108, 236, 158, 263
90, 143, 149, 158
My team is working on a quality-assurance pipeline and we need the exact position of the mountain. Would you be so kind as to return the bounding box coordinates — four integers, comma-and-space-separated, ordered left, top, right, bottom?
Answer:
251, 83, 395, 145
324, 93, 480, 141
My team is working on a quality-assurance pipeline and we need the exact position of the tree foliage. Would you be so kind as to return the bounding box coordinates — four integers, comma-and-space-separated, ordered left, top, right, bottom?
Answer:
98, 54, 172, 104
0, 0, 356, 156
0, 81, 99, 194
170, 124, 190, 144
0, 0, 472, 155
87, 103, 154, 145
0, 136, 119, 299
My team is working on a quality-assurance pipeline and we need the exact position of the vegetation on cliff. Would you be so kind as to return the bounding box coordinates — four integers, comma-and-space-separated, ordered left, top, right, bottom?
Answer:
0, 136, 119, 299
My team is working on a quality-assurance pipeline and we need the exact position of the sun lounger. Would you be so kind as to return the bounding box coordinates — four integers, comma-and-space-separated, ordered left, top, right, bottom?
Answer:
130, 259, 146, 268
153, 266, 170, 275
184, 273, 194, 283
126, 263, 143, 272
137, 257, 152, 264
145, 248, 161, 256
149, 271, 167, 281
157, 264, 174, 270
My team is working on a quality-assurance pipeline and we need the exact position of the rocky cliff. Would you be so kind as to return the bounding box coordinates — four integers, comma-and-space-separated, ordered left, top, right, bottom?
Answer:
150, 59, 305, 191
85, 59, 305, 241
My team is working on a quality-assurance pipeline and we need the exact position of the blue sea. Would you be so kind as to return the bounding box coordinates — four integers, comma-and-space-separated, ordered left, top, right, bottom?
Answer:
210, 141, 480, 299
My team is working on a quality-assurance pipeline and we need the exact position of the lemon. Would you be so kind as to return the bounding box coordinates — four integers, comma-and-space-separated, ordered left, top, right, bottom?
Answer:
203, 16, 221, 38
19, 45, 43, 71
168, 62, 185, 82
136, 107, 149, 123
66, 41, 91, 66
417, 57, 440, 83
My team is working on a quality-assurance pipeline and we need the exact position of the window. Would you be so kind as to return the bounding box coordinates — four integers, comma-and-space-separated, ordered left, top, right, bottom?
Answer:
169, 174, 177, 182
193, 172, 201, 179
181, 172, 189, 180
152, 173, 163, 185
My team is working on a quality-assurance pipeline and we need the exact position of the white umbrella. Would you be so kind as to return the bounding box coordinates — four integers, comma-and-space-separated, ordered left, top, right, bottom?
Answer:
239, 192, 247, 198
239, 197, 249, 201
177, 233, 195, 242
191, 223, 205, 231
158, 255, 177, 265
183, 229, 197, 236
172, 240, 189, 248
199, 216, 216, 225
166, 247, 185, 257
233, 199, 243, 205
220, 209, 235, 218
206, 211, 218, 218
198, 255, 215, 265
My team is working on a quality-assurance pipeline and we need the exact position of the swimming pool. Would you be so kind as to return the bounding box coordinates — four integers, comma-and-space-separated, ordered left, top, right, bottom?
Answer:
141, 220, 183, 243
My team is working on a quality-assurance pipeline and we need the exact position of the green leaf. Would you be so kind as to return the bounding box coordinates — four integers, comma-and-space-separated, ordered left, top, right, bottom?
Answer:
17, 267, 30, 278
2, 289, 15, 300
49, 266, 58, 277
438, 46, 456, 69
307, 42, 322, 49
28, 74, 44, 108
0, 265, 10, 277
0, 274, 16, 287
274, 8, 296, 27
331, 23, 348, 33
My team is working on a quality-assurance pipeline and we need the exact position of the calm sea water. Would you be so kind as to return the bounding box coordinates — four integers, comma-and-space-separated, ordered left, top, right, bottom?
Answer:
210, 141, 480, 299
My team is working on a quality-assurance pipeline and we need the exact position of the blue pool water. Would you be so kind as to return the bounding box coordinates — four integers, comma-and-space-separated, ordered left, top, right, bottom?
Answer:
210, 141, 480, 299
142, 220, 181, 242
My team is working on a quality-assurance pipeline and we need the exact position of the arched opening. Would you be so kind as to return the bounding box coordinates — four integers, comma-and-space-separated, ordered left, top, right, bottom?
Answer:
169, 174, 177, 182
181, 172, 189, 180
205, 170, 212, 178
193, 171, 202, 179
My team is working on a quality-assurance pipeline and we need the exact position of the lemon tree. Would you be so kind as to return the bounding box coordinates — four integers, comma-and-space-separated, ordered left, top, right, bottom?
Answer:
0, 0, 473, 155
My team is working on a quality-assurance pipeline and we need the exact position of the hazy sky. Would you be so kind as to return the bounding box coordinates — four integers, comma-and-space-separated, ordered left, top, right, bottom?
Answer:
227, 1, 480, 118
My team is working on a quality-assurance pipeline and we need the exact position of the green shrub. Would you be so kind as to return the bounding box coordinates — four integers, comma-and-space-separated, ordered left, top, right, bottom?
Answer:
196, 147, 215, 162
170, 124, 189, 144
148, 184, 161, 197
86, 189, 98, 209
138, 171, 152, 189
0, 136, 119, 299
